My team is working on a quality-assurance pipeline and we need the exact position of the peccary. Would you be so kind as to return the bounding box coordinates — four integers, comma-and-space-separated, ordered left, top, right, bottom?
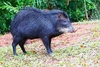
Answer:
10, 7, 75, 55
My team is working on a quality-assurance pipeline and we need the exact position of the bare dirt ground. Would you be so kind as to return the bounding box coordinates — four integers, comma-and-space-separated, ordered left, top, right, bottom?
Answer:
0, 22, 98, 47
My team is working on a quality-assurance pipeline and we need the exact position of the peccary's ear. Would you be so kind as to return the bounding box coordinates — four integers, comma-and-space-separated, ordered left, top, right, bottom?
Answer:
57, 13, 65, 19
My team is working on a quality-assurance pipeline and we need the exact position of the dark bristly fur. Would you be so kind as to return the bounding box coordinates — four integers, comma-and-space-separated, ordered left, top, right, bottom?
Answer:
10, 7, 75, 55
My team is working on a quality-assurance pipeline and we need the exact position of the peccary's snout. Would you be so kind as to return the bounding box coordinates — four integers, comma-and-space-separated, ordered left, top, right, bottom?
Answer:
68, 25, 76, 33
58, 25, 76, 33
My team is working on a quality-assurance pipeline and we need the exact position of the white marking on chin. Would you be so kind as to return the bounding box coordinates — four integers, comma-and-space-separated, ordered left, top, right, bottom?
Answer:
58, 28, 69, 33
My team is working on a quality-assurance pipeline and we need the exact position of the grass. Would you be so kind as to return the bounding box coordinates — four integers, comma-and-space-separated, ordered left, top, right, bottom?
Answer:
0, 22, 100, 67
0, 41, 100, 67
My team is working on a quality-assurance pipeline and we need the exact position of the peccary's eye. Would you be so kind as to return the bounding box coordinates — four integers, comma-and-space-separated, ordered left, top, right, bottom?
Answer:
64, 20, 66, 22
61, 20, 68, 25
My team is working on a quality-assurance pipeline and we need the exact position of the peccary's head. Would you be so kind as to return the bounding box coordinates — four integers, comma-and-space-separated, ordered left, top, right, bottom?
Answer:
56, 11, 76, 33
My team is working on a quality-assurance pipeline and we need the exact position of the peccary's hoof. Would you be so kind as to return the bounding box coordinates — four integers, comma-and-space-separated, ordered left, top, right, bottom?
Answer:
14, 53, 18, 56
48, 52, 53, 56
23, 52, 27, 55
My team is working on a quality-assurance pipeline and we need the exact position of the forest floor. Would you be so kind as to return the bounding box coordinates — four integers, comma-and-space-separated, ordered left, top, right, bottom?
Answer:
0, 21, 100, 67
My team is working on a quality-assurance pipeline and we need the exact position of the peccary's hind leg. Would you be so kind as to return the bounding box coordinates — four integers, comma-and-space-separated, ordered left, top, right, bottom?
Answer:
19, 39, 27, 54
12, 37, 22, 55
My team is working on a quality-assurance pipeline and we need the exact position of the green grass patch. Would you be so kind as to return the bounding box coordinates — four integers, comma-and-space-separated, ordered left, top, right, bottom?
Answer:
0, 41, 100, 67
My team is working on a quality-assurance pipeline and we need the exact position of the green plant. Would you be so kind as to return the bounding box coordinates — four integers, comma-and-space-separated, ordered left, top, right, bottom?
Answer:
0, 0, 47, 34
0, 0, 100, 34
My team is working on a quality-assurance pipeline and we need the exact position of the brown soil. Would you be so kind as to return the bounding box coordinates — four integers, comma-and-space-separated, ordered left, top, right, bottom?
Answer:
0, 23, 98, 47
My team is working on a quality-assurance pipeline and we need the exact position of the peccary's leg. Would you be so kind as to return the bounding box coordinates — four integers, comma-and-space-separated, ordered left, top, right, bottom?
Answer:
12, 37, 22, 55
19, 39, 27, 54
42, 36, 52, 55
